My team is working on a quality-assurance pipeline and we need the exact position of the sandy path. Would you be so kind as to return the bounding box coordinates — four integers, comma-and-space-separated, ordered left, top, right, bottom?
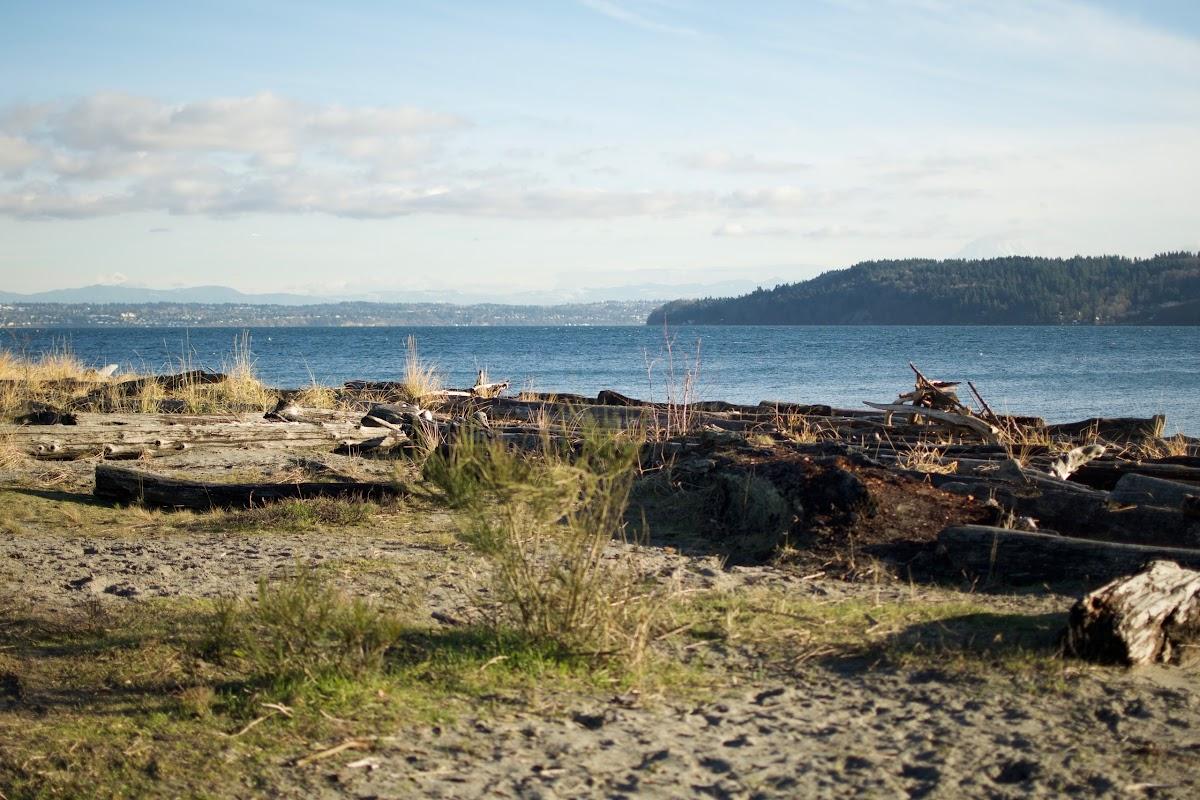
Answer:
290, 664, 1198, 799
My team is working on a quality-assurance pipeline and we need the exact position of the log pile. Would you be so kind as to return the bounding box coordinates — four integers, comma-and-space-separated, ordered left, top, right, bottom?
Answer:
2, 360, 1195, 578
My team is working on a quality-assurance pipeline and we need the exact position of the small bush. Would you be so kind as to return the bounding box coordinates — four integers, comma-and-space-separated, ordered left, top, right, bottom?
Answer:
203, 567, 405, 691
423, 424, 672, 665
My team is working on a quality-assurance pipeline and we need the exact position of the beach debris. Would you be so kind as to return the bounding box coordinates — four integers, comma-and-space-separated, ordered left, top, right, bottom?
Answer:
93, 463, 402, 509
938, 526, 1200, 585
1064, 560, 1200, 665
471, 369, 509, 398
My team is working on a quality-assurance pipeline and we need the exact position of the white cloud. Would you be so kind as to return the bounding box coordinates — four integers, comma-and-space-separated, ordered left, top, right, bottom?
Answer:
713, 222, 796, 238
0, 134, 42, 177
0, 93, 857, 220
27, 92, 463, 156
96, 271, 128, 285
681, 150, 810, 174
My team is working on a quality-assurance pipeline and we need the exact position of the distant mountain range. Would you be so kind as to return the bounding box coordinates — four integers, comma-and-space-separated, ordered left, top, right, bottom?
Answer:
647, 253, 1200, 325
0, 278, 777, 307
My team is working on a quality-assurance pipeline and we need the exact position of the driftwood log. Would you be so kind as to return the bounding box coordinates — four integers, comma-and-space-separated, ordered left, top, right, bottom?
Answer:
1045, 415, 1166, 442
1064, 560, 1200, 665
927, 472, 1200, 548
1071, 460, 1200, 491
938, 525, 1200, 584
862, 402, 1001, 443
1, 412, 379, 460
1110, 473, 1200, 510
94, 464, 401, 509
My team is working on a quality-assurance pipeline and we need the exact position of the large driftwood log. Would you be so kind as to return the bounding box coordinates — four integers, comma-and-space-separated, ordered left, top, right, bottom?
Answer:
1064, 560, 1200, 666
84, 370, 228, 401
938, 525, 1200, 584
1111, 473, 1200, 510
926, 471, 1200, 548
1045, 415, 1166, 442
94, 464, 401, 509
862, 402, 1001, 443
1, 413, 377, 460
1071, 460, 1200, 491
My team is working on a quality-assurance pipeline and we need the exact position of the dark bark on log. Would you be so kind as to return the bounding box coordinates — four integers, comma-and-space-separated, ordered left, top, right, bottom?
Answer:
938, 525, 1200, 585
926, 473, 1200, 548
1064, 560, 1200, 665
13, 406, 77, 425
93, 464, 401, 509
106, 370, 227, 397
361, 403, 426, 427
1045, 415, 1166, 442
1111, 473, 1200, 510
1070, 460, 1200, 491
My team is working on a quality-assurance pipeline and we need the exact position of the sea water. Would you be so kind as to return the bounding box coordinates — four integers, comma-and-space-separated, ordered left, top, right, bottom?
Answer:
5, 325, 1199, 434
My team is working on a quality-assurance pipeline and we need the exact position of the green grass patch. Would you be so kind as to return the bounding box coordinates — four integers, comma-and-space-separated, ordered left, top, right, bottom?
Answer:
0, 568, 679, 799
674, 588, 1074, 686
216, 497, 382, 532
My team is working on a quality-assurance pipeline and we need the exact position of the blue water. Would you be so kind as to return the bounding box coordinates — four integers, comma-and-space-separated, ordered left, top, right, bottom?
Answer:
5, 326, 1199, 434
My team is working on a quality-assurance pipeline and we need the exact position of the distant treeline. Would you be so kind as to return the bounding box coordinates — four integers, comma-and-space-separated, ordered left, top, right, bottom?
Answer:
0, 300, 661, 328
647, 253, 1200, 326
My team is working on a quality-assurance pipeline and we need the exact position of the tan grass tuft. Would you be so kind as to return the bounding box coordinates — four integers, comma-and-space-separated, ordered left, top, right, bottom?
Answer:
402, 335, 443, 403
897, 441, 957, 474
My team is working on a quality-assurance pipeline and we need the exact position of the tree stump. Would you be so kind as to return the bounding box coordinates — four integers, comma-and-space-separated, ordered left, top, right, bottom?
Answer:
1064, 560, 1200, 666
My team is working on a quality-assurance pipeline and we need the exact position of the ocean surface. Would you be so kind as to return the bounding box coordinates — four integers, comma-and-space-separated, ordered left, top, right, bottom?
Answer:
6, 326, 1200, 435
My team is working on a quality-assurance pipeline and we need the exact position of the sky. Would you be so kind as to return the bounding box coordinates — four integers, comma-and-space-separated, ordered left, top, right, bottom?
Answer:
0, 0, 1198, 298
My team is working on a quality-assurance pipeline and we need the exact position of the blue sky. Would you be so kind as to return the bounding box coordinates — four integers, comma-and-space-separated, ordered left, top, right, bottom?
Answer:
1, 0, 1198, 298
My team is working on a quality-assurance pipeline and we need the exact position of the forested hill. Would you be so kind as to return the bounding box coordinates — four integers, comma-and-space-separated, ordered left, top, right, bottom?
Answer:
646, 253, 1200, 326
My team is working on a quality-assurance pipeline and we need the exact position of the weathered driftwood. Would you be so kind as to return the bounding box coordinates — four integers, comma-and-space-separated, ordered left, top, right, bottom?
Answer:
1071, 460, 1200, 491
97, 370, 227, 399
460, 397, 766, 434
1110, 473, 1200, 510
0, 412, 378, 460
929, 472, 1200, 548
13, 406, 78, 425
1064, 560, 1200, 665
361, 403, 427, 427
265, 403, 362, 425
938, 526, 1200, 584
1045, 415, 1166, 442
471, 370, 508, 399
94, 464, 401, 509
903, 362, 970, 414
862, 402, 1002, 443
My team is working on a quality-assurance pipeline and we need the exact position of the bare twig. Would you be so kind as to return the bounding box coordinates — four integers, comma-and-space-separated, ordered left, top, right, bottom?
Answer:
294, 738, 369, 768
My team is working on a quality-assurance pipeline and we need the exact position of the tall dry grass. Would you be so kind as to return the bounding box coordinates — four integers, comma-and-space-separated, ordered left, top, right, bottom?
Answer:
422, 424, 671, 666
174, 332, 276, 413
402, 335, 443, 404
643, 325, 702, 439
1, 333, 281, 418
0, 346, 114, 419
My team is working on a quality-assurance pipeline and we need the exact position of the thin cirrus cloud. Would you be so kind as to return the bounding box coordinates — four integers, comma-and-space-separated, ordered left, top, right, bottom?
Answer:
0, 91, 839, 221
578, 0, 702, 38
